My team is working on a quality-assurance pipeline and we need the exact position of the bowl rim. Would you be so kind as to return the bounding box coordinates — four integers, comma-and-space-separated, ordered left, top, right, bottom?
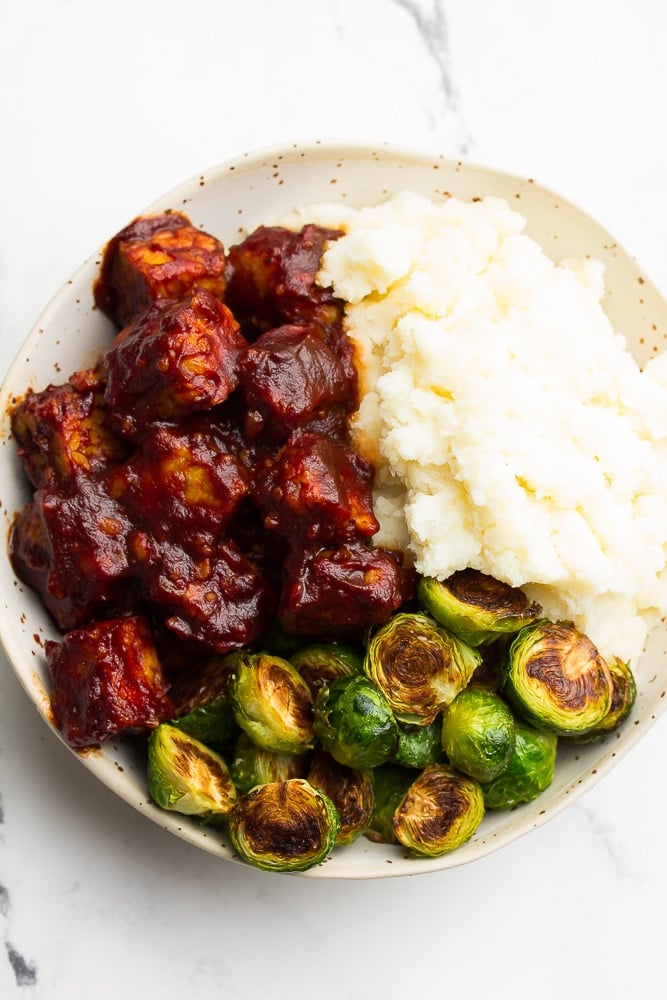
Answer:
2, 137, 666, 879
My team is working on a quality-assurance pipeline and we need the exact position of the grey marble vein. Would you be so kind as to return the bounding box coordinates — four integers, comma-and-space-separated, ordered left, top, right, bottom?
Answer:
6, 943, 37, 988
1, 884, 37, 988
390, 0, 473, 154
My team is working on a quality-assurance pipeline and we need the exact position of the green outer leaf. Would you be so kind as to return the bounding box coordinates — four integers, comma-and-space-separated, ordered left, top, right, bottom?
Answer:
230, 731, 307, 794
441, 687, 515, 782
313, 675, 398, 769
365, 765, 415, 844
481, 721, 558, 810
395, 720, 444, 769
170, 697, 238, 752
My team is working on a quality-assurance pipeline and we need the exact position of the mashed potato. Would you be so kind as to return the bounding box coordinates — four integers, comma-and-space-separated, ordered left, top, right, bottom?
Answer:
281, 192, 667, 664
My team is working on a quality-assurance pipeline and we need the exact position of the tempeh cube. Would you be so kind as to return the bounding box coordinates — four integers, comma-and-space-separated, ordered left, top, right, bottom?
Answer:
45, 615, 173, 747
103, 288, 247, 438
94, 211, 227, 327
11, 368, 127, 490
236, 324, 353, 438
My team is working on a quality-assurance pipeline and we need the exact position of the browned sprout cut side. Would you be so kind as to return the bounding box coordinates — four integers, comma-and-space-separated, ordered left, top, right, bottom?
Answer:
228, 778, 340, 872
419, 569, 542, 647
392, 763, 485, 857
307, 750, 375, 845
147, 723, 237, 824
364, 612, 481, 725
502, 620, 612, 737
230, 652, 314, 754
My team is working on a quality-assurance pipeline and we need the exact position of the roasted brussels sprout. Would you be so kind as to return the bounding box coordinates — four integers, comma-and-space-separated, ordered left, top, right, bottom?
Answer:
441, 687, 515, 782
308, 750, 375, 845
481, 721, 558, 809
147, 723, 237, 824
230, 651, 314, 754
589, 656, 637, 735
290, 642, 364, 695
230, 731, 308, 794
228, 778, 340, 872
392, 763, 485, 857
469, 639, 508, 692
364, 612, 481, 725
571, 656, 637, 742
169, 654, 238, 751
502, 620, 612, 737
365, 765, 415, 844
419, 569, 542, 647
395, 720, 444, 769
313, 674, 399, 768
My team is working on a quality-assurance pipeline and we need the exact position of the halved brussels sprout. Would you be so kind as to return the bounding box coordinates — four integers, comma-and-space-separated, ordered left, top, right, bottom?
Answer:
313, 674, 398, 768
290, 642, 364, 696
441, 687, 515, 782
308, 750, 375, 845
502, 620, 612, 737
230, 731, 308, 795
392, 763, 485, 857
419, 569, 542, 647
481, 721, 558, 809
169, 654, 238, 751
364, 612, 481, 725
228, 778, 340, 872
365, 766, 415, 844
469, 639, 508, 692
230, 652, 314, 754
573, 656, 637, 742
395, 720, 444, 769
148, 723, 237, 824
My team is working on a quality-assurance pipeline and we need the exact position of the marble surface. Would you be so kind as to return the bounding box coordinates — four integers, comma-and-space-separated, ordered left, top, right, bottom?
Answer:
1, 0, 667, 995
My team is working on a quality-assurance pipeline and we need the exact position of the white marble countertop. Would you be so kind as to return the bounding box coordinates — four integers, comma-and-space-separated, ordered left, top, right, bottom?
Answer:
2, 1, 667, 996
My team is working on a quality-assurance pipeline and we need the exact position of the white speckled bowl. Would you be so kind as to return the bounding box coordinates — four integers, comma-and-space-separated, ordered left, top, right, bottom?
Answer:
2, 140, 667, 879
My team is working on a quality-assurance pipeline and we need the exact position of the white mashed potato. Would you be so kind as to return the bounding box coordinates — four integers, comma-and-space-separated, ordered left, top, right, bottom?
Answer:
279, 192, 667, 664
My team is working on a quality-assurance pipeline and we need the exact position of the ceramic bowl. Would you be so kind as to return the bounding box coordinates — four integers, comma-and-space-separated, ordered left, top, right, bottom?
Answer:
2, 140, 666, 879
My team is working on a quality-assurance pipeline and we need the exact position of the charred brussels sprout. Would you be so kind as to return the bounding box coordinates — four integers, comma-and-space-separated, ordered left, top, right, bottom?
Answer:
170, 700, 237, 752
441, 687, 515, 782
230, 731, 308, 794
169, 654, 238, 751
365, 765, 415, 844
502, 620, 612, 737
147, 723, 237, 824
290, 642, 364, 696
364, 612, 481, 725
395, 720, 444, 769
231, 652, 314, 754
313, 674, 399, 768
580, 656, 637, 739
393, 763, 485, 856
481, 721, 558, 809
308, 750, 375, 845
228, 778, 340, 872
419, 569, 542, 647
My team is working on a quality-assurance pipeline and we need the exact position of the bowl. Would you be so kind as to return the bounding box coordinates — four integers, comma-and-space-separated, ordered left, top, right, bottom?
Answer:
2, 139, 666, 879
